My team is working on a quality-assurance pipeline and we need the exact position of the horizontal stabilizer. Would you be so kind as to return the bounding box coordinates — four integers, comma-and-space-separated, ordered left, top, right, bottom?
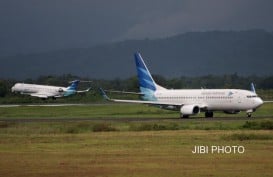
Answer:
77, 87, 91, 93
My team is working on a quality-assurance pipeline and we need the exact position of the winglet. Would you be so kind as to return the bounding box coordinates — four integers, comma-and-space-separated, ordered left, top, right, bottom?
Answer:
86, 87, 91, 92
250, 83, 256, 93
99, 88, 110, 100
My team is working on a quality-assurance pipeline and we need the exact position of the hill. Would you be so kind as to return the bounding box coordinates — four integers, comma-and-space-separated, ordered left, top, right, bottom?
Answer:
1, 30, 273, 79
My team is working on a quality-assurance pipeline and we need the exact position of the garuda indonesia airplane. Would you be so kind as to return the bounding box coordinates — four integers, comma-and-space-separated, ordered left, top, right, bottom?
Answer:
100, 52, 268, 118
11, 80, 91, 99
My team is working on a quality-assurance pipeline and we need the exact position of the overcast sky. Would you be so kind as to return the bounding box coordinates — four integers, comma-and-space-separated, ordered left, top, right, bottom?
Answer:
0, 0, 273, 55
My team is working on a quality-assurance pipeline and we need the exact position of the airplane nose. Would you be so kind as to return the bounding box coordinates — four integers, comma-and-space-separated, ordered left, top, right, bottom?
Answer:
11, 86, 17, 92
256, 98, 263, 107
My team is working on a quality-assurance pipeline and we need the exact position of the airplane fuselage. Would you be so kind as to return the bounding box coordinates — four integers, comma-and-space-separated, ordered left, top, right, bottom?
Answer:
100, 52, 267, 118
152, 89, 263, 112
11, 83, 74, 98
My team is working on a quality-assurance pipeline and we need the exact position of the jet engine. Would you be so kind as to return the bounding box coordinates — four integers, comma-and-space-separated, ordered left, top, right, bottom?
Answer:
58, 88, 64, 92
180, 105, 200, 115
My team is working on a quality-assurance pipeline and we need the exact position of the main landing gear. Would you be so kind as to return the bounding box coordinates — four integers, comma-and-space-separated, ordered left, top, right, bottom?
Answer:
180, 113, 189, 118
205, 111, 213, 118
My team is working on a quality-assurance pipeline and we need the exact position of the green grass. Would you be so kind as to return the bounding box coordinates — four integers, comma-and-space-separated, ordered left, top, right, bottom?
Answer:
0, 102, 272, 119
0, 129, 272, 177
222, 132, 273, 141
0, 119, 272, 136
0, 104, 177, 119
0, 102, 272, 176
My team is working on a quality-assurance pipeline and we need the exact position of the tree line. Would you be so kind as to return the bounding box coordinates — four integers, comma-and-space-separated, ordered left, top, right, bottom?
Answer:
0, 74, 273, 103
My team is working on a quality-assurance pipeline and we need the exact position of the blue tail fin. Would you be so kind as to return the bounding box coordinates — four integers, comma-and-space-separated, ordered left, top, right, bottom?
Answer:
67, 80, 80, 90
134, 52, 166, 100
134, 52, 157, 91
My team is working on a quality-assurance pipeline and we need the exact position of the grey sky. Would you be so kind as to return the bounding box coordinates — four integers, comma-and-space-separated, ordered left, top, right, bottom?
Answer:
0, 0, 273, 55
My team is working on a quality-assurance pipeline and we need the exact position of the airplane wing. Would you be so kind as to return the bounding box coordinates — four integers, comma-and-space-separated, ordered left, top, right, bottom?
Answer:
30, 92, 57, 98
263, 101, 273, 103
104, 90, 144, 95
76, 87, 91, 93
99, 88, 208, 110
108, 98, 182, 106
111, 98, 208, 111
30, 93, 49, 98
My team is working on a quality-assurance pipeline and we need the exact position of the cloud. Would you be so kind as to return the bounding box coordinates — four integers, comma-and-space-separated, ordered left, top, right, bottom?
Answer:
119, 0, 273, 40
0, 0, 273, 55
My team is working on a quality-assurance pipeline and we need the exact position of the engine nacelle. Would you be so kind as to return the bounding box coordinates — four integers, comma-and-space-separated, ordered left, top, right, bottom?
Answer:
58, 88, 64, 92
180, 105, 200, 115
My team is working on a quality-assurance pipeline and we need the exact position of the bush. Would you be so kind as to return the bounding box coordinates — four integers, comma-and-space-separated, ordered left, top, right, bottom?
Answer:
242, 120, 273, 130
0, 122, 15, 128
242, 121, 259, 129
130, 123, 179, 131
260, 121, 273, 130
65, 127, 80, 134
92, 123, 118, 132
223, 133, 273, 141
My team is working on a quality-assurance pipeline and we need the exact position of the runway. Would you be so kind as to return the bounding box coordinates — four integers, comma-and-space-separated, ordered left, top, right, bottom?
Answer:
0, 103, 107, 107
1, 116, 272, 123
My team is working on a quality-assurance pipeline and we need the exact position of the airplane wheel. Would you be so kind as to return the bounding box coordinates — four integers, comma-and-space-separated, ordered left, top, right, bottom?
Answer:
205, 111, 213, 118
247, 113, 252, 118
180, 114, 189, 119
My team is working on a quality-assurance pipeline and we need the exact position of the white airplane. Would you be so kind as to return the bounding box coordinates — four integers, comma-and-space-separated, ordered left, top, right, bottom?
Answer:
100, 52, 266, 118
11, 80, 91, 99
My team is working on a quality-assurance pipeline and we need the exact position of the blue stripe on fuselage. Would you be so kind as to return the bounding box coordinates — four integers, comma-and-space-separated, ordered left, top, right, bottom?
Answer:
139, 87, 157, 101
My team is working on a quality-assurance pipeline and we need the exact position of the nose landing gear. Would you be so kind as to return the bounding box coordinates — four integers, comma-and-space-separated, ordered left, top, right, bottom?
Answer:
246, 109, 254, 118
247, 113, 252, 118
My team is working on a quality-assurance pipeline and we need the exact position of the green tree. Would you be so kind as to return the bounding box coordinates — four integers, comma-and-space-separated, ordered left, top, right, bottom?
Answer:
0, 81, 8, 97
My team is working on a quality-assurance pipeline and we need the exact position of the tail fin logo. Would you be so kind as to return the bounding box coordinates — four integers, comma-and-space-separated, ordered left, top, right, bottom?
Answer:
67, 80, 80, 90
134, 52, 156, 92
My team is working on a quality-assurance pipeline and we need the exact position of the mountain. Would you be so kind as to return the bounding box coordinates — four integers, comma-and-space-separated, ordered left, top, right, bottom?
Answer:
1, 30, 273, 79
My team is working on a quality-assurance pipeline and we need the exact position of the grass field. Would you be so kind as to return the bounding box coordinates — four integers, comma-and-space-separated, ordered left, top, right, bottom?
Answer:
0, 129, 272, 177
0, 102, 273, 119
0, 103, 272, 177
